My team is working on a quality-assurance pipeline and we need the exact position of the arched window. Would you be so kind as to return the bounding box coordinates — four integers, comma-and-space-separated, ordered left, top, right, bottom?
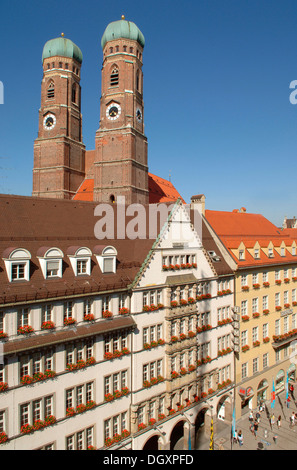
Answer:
110, 66, 119, 87
136, 70, 140, 92
47, 81, 55, 99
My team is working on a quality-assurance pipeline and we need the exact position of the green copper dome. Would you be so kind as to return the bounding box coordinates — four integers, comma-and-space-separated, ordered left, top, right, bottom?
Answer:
101, 18, 145, 49
42, 37, 83, 64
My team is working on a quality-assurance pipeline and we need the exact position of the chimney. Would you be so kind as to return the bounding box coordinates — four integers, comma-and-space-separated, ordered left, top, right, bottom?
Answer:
191, 194, 205, 216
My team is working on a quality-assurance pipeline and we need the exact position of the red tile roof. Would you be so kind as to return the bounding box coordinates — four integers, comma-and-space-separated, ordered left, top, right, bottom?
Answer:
205, 210, 297, 267
73, 173, 184, 204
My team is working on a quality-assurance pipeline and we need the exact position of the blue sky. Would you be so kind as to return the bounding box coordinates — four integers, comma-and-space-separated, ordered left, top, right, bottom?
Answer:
0, 0, 296, 225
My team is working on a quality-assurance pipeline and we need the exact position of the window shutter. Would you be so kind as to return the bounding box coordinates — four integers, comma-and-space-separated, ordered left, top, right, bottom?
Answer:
103, 258, 114, 273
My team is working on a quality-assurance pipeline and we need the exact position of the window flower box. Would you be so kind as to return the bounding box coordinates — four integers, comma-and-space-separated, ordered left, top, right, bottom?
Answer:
149, 418, 156, 426
293, 301, 297, 307
0, 331, 7, 339
121, 387, 130, 396
188, 364, 196, 372
174, 264, 180, 270
168, 409, 176, 415
102, 310, 113, 319
242, 345, 250, 352
180, 299, 188, 306
253, 340, 260, 347
0, 382, 8, 393
241, 285, 249, 291
263, 309, 270, 315
113, 390, 122, 400
263, 282, 270, 287
170, 300, 178, 308
122, 347, 130, 355
45, 415, 56, 427
242, 315, 250, 322
41, 320, 55, 330
217, 291, 224, 296
143, 380, 151, 388
149, 304, 158, 311
66, 407, 76, 417
276, 306, 282, 311
180, 333, 187, 341
181, 264, 186, 269
86, 400, 96, 409
192, 263, 197, 268
186, 263, 192, 269
276, 280, 282, 285
119, 307, 129, 315
138, 423, 146, 431
104, 351, 114, 360
122, 429, 130, 438
208, 388, 215, 395
33, 372, 46, 382
86, 356, 96, 366
202, 356, 212, 364
104, 393, 114, 402
158, 413, 166, 421
0, 432, 8, 444
263, 337, 270, 343
162, 265, 169, 271
196, 326, 202, 333
157, 338, 165, 345
113, 349, 123, 358
284, 278, 290, 283
188, 330, 196, 338
21, 424, 34, 434
201, 392, 207, 399
169, 264, 175, 271
157, 375, 165, 383
105, 437, 113, 447
64, 317, 76, 326
171, 370, 179, 379
252, 312, 260, 318
171, 335, 178, 343
177, 404, 184, 411
188, 297, 196, 304
284, 303, 290, 309
197, 360, 202, 367
21, 375, 34, 386
18, 325, 34, 335
180, 367, 187, 375
76, 403, 86, 414
253, 283, 260, 289
202, 324, 212, 331
218, 318, 232, 326
33, 419, 45, 431
293, 277, 297, 282
84, 313, 95, 322
44, 369, 56, 379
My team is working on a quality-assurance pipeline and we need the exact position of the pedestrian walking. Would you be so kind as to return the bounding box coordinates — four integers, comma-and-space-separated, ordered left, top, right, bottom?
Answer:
238, 430, 243, 447
249, 410, 254, 423
290, 412, 295, 428
256, 410, 261, 422
277, 415, 282, 429
271, 413, 275, 425
253, 420, 259, 439
286, 396, 291, 408
233, 429, 238, 444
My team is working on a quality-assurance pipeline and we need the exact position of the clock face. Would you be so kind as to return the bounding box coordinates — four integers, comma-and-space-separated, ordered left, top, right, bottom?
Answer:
43, 114, 56, 130
106, 103, 121, 121
136, 107, 143, 122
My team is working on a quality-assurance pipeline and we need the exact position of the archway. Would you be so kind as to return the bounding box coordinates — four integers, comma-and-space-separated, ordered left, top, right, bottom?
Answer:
143, 434, 159, 450
217, 395, 232, 422
169, 420, 185, 450
194, 407, 209, 449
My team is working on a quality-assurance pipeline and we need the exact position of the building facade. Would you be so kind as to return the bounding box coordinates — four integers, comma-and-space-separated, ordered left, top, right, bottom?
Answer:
205, 207, 297, 420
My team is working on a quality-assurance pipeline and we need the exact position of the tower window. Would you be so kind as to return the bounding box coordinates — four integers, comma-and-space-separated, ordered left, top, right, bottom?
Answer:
72, 84, 76, 103
110, 67, 119, 87
59, 62, 63, 68
47, 82, 55, 99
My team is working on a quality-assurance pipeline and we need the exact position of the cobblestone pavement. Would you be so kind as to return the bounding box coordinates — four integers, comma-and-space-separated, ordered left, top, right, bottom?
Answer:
197, 389, 297, 451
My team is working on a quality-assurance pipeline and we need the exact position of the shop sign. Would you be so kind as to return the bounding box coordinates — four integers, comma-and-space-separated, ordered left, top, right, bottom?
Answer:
238, 386, 253, 398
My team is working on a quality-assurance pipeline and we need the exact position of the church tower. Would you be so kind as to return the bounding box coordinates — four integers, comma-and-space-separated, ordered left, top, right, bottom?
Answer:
33, 35, 85, 199
94, 17, 149, 204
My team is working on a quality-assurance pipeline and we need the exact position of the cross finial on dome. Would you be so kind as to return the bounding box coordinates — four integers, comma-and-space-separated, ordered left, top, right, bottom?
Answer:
121, 15, 125, 19
61, 32, 65, 37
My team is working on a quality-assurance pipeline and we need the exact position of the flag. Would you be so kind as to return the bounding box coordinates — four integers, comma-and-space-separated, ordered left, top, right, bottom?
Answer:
232, 408, 236, 438
286, 371, 289, 401
188, 427, 191, 450
271, 379, 275, 409
209, 418, 214, 450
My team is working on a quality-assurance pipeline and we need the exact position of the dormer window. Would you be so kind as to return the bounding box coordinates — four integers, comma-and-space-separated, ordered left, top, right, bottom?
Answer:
239, 250, 245, 260
254, 249, 260, 259
37, 247, 63, 279
94, 246, 117, 274
67, 247, 92, 276
2, 248, 31, 282
268, 248, 274, 258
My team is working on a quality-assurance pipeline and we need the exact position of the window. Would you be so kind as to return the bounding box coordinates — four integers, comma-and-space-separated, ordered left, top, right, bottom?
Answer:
252, 326, 258, 343
275, 292, 280, 308
242, 362, 248, 380
72, 84, 77, 103
110, 66, 119, 86
281, 247, 285, 257
18, 308, 29, 329
46, 260, 59, 278
64, 301, 73, 321
252, 273, 258, 284
241, 300, 248, 316
47, 81, 55, 99
263, 353, 269, 368
12, 263, 26, 280
262, 272, 268, 283
275, 270, 281, 281
254, 249, 260, 259
241, 275, 247, 287
77, 260, 87, 275
263, 323, 268, 339
252, 298, 258, 313
239, 250, 245, 260
293, 246, 296, 256
252, 357, 259, 374
42, 304, 53, 323
66, 427, 94, 450
284, 316, 289, 334
268, 248, 274, 258
262, 296, 268, 310
38, 247, 63, 279
275, 319, 280, 336
241, 330, 248, 347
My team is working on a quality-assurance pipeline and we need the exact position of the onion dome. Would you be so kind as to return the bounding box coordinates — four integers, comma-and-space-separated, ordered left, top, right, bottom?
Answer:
101, 16, 145, 49
42, 35, 83, 64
